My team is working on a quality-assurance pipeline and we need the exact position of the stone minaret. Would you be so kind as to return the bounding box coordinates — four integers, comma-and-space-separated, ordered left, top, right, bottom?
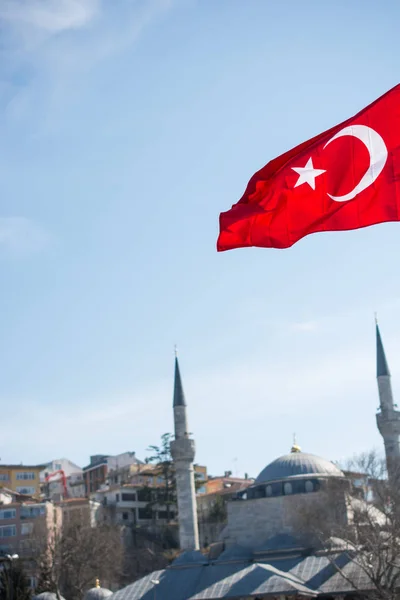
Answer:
376, 320, 400, 478
170, 354, 199, 551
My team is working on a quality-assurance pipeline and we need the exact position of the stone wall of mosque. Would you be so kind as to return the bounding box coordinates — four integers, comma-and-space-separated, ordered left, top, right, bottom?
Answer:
220, 480, 350, 548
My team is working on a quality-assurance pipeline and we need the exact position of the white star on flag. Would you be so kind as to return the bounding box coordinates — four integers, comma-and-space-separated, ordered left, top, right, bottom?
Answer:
292, 157, 326, 190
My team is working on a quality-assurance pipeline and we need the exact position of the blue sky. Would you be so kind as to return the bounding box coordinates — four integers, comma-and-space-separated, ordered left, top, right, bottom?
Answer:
0, 0, 399, 478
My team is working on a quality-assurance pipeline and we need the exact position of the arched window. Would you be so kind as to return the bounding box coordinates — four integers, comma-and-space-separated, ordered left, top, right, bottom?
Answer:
284, 482, 293, 495
266, 485, 272, 497
305, 480, 314, 493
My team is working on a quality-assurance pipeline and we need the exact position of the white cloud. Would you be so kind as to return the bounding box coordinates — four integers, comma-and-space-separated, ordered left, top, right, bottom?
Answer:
0, 217, 50, 256
0, 0, 99, 33
0, 0, 176, 130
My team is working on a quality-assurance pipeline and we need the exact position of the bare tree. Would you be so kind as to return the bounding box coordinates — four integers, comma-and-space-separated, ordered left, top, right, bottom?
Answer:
0, 559, 31, 600
34, 513, 124, 600
294, 450, 400, 600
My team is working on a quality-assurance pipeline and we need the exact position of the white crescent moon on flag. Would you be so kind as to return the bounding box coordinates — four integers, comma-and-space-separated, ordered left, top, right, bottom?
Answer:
323, 124, 388, 202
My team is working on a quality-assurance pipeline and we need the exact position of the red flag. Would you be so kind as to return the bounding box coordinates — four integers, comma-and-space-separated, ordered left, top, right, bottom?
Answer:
217, 84, 400, 251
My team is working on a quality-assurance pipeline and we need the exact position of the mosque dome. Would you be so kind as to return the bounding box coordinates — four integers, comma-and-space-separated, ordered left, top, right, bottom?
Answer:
84, 582, 113, 600
255, 451, 344, 485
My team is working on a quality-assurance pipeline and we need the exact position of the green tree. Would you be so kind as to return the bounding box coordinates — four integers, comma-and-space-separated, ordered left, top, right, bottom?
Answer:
145, 433, 205, 524
0, 559, 31, 600
146, 433, 176, 522
208, 495, 228, 523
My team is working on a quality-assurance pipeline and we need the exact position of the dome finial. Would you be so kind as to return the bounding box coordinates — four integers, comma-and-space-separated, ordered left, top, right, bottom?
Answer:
95, 579, 100, 588
291, 433, 301, 453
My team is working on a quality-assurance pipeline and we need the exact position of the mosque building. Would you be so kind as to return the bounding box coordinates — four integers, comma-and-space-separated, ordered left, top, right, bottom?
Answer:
109, 322, 398, 600
53, 323, 400, 600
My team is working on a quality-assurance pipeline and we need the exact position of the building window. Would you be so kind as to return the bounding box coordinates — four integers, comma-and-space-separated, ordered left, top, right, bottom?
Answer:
122, 512, 129, 521
158, 511, 172, 520
0, 526, 16, 538
20, 506, 45, 519
116, 494, 119, 502
28, 577, 37, 590
283, 482, 293, 495
21, 523, 34, 535
137, 488, 152, 502
54, 464, 62, 471
16, 472, 35, 481
16, 487, 35, 495
0, 510, 16, 520
138, 507, 152, 520
254, 486, 265, 498
156, 476, 164, 484
0, 474, 9, 482
121, 493, 136, 502
266, 485, 273, 497
305, 480, 314, 493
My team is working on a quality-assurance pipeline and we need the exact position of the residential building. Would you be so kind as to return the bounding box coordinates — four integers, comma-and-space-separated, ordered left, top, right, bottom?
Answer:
344, 470, 379, 502
205, 474, 253, 495
107, 452, 144, 472
0, 464, 45, 497
194, 465, 207, 494
0, 500, 62, 589
83, 452, 145, 495
40, 458, 85, 500
93, 484, 176, 528
197, 476, 253, 520
83, 455, 109, 495
0, 488, 21, 505
59, 497, 102, 528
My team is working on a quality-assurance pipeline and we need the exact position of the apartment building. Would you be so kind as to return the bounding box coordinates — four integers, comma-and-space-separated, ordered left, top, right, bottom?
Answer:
0, 464, 45, 497
59, 497, 102, 528
83, 452, 144, 495
83, 455, 109, 495
197, 474, 254, 521
0, 499, 62, 589
93, 484, 176, 527
40, 458, 85, 500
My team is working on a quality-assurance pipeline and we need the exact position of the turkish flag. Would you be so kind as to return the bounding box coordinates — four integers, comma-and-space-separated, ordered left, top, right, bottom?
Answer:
217, 84, 400, 251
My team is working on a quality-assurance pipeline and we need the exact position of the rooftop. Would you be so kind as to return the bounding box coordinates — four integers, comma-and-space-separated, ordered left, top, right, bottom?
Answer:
0, 464, 46, 469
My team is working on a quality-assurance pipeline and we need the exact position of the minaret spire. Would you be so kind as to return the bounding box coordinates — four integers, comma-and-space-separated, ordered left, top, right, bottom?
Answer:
170, 353, 199, 551
375, 320, 400, 479
376, 321, 390, 378
173, 355, 186, 407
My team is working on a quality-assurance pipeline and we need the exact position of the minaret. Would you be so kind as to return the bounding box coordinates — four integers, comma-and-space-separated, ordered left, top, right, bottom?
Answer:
375, 320, 400, 478
170, 353, 199, 551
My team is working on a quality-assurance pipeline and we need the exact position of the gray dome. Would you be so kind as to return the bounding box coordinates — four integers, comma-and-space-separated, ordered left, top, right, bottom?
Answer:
255, 452, 344, 484
34, 594, 66, 600
84, 588, 113, 600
